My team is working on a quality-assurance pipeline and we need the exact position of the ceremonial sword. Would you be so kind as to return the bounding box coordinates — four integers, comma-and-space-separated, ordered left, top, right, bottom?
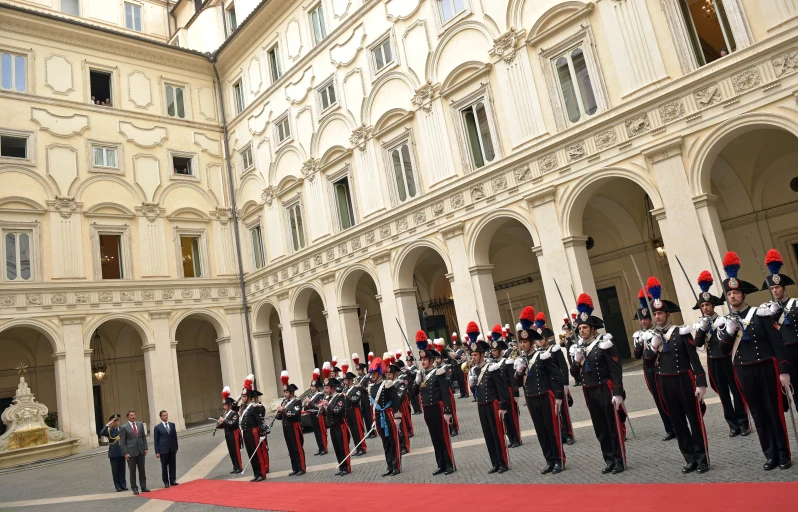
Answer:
785, 385, 798, 450
674, 255, 699, 303
553, 279, 574, 331
744, 235, 779, 304
240, 416, 275, 475
701, 235, 729, 315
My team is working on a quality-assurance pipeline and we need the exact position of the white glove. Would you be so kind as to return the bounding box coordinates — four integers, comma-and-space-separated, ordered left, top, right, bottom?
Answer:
699, 316, 710, 330
514, 358, 527, 373
695, 386, 706, 402
650, 334, 663, 351
574, 349, 584, 363
632, 331, 642, 347
781, 373, 791, 390
611, 395, 624, 410
693, 321, 703, 333
259, 436, 265, 442
415, 371, 422, 385
555, 399, 562, 415
713, 316, 727, 330
768, 301, 783, 315
467, 375, 475, 388
498, 410, 507, 420
444, 414, 452, 424
726, 318, 739, 336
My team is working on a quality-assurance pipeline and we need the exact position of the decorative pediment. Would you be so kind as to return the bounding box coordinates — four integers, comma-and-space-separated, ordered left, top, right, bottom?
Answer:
527, 2, 594, 46
166, 207, 211, 221
84, 202, 135, 219
31, 108, 89, 138
119, 121, 168, 148
330, 24, 366, 67
285, 67, 315, 104
0, 196, 46, 214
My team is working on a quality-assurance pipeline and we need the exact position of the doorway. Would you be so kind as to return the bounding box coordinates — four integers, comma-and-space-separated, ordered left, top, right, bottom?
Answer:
597, 286, 631, 359
93, 385, 104, 435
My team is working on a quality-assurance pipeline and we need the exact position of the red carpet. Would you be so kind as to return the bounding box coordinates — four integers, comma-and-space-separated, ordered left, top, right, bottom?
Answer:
147, 479, 798, 511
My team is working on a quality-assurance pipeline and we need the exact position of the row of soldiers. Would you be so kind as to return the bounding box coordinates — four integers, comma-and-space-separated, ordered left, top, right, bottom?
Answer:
214, 248, 795, 479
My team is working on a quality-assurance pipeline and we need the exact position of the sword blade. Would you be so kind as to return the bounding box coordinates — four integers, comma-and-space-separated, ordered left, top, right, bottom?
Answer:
674, 254, 699, 302
629, 255, 655, 315
701, 235, 729, 315
553, 279, 574, 330
744, 234, 778, 303
623, 405, 637, 439
788, 387, 798, 450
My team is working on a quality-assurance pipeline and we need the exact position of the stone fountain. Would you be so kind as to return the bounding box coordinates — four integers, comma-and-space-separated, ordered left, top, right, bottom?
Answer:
0, 376, 79, 468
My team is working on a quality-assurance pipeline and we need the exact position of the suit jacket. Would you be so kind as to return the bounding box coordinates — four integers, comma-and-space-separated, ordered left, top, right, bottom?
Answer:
119, 421, 147, 457
153, 422, 178, 455
99, 425, 124, 458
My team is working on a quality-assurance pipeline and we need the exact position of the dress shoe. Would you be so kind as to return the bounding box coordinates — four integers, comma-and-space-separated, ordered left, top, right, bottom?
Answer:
552, 462, 564, 474
450, 430, 458, 437
779, 458, 792, 470
433, 468, 446, 476
356, 450, 365, 456
566, 438, 575, 446
230, 469, 241, 474
696, 464, 709, 474
170, 482, 178, 486
382, 471, 393, 477
390, 469, 401, 476
740, 428, 751, 437
611, 466, 625, 474
164, 483, 170, 488
510, 441, 521, 448
116, 488, 123, 493
339, 470, 350, 476
601, 463, 615, 474
321, 450, 329, 455
256, 476, 266, 482
682, 462, 697, 474
141, 488, 151, 493
314, 451, 321, 456
288, 471, 297, 477
120, 487, 128, 491
132, 489, 139, 495
334, 470, 343, 476
445, 467, 455, 475
250, 477, 260, 482
540, 463, 554, 475
401, 448, 408, 455
497, 466, 509, 474
729, 429, 740, 437
488, 466, 499, 474
295, 470, 305, 476
662, 432, 677, 441
764, 459, 777, 471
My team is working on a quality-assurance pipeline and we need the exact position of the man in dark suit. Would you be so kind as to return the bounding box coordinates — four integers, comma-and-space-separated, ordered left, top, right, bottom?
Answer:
153, 410, 179, 487
119, 410, 149, 494
99, 414, 127, 491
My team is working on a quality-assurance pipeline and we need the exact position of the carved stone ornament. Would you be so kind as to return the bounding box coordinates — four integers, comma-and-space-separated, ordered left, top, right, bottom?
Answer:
98, 292, 113, 303
731, 69, 761, 94
75, 292, 89, 303
162, 289, 175, 300
272, 274, 280, 285
142, 290, 155, 301
694, 85, 721, 109
595, 129, 617, 150
300, 158, 320, 182
493, 29, 521, 64
51, 293, 66, 305
365, 231, 376, 244
281, 269, 289, 280
25, 294, 42, 306
413, 211, 427, 224
0, 295, 16, 307
351, 238, 361, 250
141, 202, 162, 222
380, 225, 392, 239
314, 254, 323, 266
659, 101, 684, 123
215, 207, 233, 226
397, 217, 408, 232
291, 264, 299, 276
200, 288, 212, 298
303, 259, 311, 270
432, 202, 445, 217
261, 186, 277, 206
514, 166, 532, 182
471, 185, 486, 201
326, 248, 336, 261
338, 243, 348, 256
181, 289, 194, 299
411, 81, 436, 113
567, 142, 586, 162
350, 125, 372, 152
53, 195, 77, 219
0, 377, 71, 452
773, 49, 798, 77
539, 155, 558, 173
450, 193, 465, 209
253, 282, 260, 292
120, 291, 134, 302
625, 114, 651, 138
492, 175, 508, 192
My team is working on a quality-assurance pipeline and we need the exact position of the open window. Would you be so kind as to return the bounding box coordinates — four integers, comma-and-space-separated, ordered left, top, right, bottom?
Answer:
3, 230, 33, 282
678, 0, 736, 65
90, 70, 113, 107
249, 224, 265, 270
333, 176, 355, 231
0, 133, 28, 159
172, 155, 193, 176
99, 234, 124, 280
180, 235, 203, 278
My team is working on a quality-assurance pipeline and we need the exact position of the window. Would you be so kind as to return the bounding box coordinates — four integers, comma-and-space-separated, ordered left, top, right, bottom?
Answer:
553, 46, 598, 125
309, 4, 327, 46
180, 235, 203, 278
249, 225, 265, 269
99, 234, 123, 279
89, 70, 113, 107
1, 52, 26, 92
125, 3, 142, 32
93, 146, 117, 169
193, 0, 203, 12
287, 202, 306, 252
275, 115, 291, 144
0, 134, 27, 159
678, 0, 736, 66
438, 0, 466, 23
240, 145, 254, 172
4, 231, 32, 282
389, 143, 418, 203
227, 5, 238, 32
267, 45, 282, 83
233, 80, 245, 114
461, 101, 496, 169
333, 177, 355, 230
372, 38, 394, 73
317, 79, 337, 112
172, 154, 193, 176
61, 0, 80, 16
165, 84, 186, 119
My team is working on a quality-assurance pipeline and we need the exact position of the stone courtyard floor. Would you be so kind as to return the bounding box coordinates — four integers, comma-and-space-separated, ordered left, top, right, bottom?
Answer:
1, 360, 796, 511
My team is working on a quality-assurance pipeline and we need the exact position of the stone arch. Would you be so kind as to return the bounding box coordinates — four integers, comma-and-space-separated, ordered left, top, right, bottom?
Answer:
72, 174, 145, 203
0, 166, 56, 201
428, 21, 495, 85
252, 298, 283, 332
271, 144, 306, 188
312, 111, 356, 157
751, 153, 796, 212
0, 318, 63, 353
291, 282, 328, 322
170, 308, 229, 342
466, 207, 540, 267
559, 167, 664, 239
507, 0, 586, 33
393, 238, 453, 289
337, 262, 382, 307
155, 181, 217, 207
236, 172, 266, 204
689, 112, 798, 197
363, 70, 417, 126
83, 313, 153, 350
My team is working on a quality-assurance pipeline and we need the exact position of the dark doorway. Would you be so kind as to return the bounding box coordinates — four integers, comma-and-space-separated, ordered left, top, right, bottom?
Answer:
93, 385, 104, 435
422, 314, 450, 342
597, 286, 631, 359
89, 70, 113, 106
99, 234, 123, 279
0, 396, 12, 436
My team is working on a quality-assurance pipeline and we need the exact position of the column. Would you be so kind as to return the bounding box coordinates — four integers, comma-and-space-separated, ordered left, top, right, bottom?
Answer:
561, 237, 603, 319
442, 223, 481, 333
252, 331, 277, 399
169, 341, 186, 430
693, 193, 729, 279
469, 265, 502, 327
223, 306, 255, 395
373, 250, 405, 354
215, 336, 234, 394
643, 138, 715, 324
320, 272, 350, 360
278, 290, 315, 390
338, 305, 365, 362
415, 95, 458, 186
148, 312, 185, 431
59, 316, 98, 449
394, 289, 421, 353
352, 133, 386, 217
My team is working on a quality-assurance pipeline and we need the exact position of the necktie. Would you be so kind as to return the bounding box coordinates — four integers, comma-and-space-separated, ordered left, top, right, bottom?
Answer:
132, 422, 138, 436
165, 423, 169, 433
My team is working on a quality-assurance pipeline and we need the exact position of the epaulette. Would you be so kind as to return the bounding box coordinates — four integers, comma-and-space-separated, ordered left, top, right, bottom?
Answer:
756, 307, 774, 317
679, 325, 692, 336
598, 339, 613, 350
540, 351, 551, 360
385, 379, 394, 388
549, 344, 561, 352
488, 362, 501, 372
436, 368, 446, 376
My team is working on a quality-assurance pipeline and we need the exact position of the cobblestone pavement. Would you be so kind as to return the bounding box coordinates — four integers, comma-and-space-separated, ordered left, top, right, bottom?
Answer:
1, 361, 795, 511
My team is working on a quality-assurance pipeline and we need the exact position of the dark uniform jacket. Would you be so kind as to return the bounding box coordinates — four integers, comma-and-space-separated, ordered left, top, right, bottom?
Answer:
276, 398, 302, 425
345, 385, 362, 411
240, 402, 266, 432
324, 393, 347, 427
470, 362, 510, 410
569, 336, 624, 397
369, 379, 402, 414
99, 425, 124, 458
774, 299, 797, 346
644, 325, 707, 387
720, 306, 789, 373
304, 391, 324, 414
221, 408, 240, 434
518, 348, 564, 399
415, 367, 453, 413
695, 315, 727, 359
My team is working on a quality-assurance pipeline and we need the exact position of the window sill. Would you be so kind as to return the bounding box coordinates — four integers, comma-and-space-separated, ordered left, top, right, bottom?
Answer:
438, 9, 472, 37
89, 166, 123, 175
318, 103, 341, 121
0, 156, 34, 166
372, 60, 399, 81
170, 172, 200, 183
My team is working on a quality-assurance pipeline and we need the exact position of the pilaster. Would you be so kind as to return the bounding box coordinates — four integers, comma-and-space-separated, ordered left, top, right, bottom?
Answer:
148, 312, 185, 430
58, 315, 97, 448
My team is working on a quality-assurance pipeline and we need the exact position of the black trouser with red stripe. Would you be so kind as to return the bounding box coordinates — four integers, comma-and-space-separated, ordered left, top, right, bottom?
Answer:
477, 400, 508, 469
708, 356, 749, 431
453, 365, 468, 398
346, 408, 367, 453
360, 401, 374, 436
224, 429, 242, 471
282, 421, 306, 472
330, 422, 351, 472
657, 372, 708, 466
644, 366, 675, 435
376, 408, 401, 472
242, 428, 268, 478
583, 384, 625, 468
735, 359, 791, 462
423, 402, 455, 471
559, 389, 575, 442
449, 389, 460, 435
505, 389, 521, 445
527, 391, 564, 465
310, 412, 327, 453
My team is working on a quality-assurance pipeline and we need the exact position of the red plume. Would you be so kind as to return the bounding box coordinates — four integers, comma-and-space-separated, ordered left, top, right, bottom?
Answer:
312, 368, 320, 380
222, 386, 231, 400
280, 370, 289, 386
535, 312, 546, 322
341, 361, 349, 374
466, 321, 480, 334
406, 349, 412, 357
451, 332, 458, 341
332, 356, 339, 365
395, 350, 402, 360
322, 362, 331, 379
243, 374, 254, 390
368, 352, 374, 362
352, 353, 360, 365
415, 330, 427, 343
519, 306, 536, 322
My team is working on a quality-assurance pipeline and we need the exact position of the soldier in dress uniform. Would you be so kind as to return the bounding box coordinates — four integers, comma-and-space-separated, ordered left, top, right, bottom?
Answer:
514, 306, 565, 474
238, 375, 268, 482
761, 250, 797, 387
562, 314, 581, 386
570, 294, 627, 474
435, 339, 460, 437
217, 386, 242, 474
276, 372, 306, 476
489, 324, 522, 448
413, 330, 456, 475
394, 355, 415, 438
633, 288, 677, 441
642, 277, 710, 474
448, 333, 469, 399
369, 357, 403, 476
535, 312, 575, 446
355, 360, 376, 439
405, 351, 423, 415
387, 360, 411, 455
716, 252, 792, 470
343, 371, 367, 456
304, 369, 329, 456
467, 322, 511, 474
693, 271, 750, 437
321, 376, 351, 476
